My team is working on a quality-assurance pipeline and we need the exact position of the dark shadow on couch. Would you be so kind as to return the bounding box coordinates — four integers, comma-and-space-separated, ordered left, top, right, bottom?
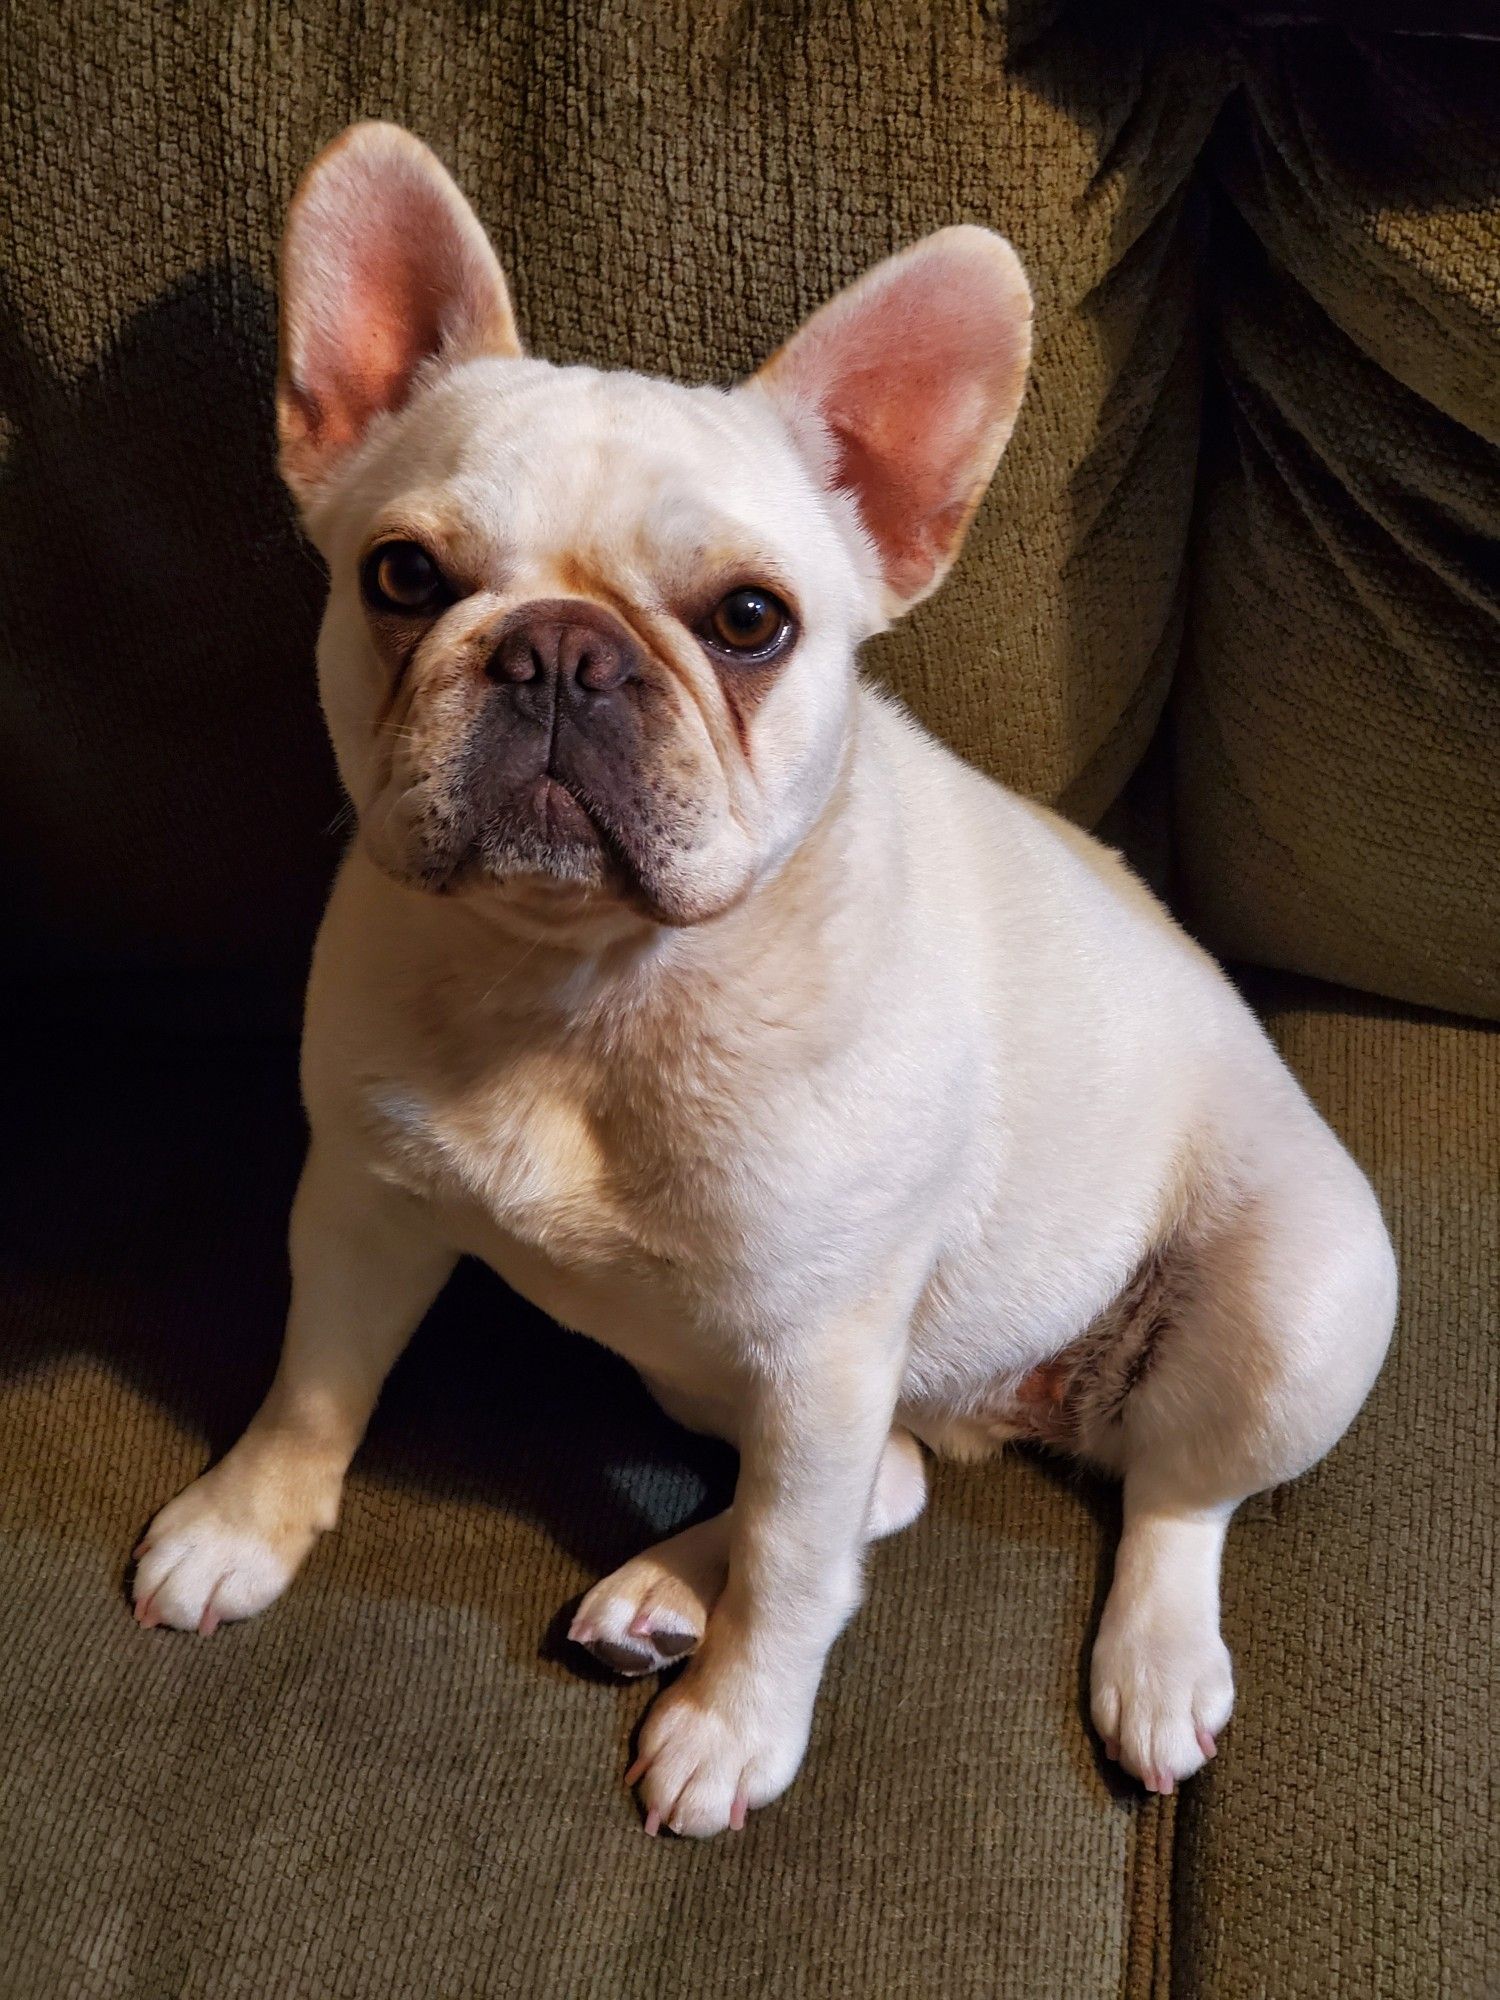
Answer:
0, 269, 342, 1040
0, 1028, 738, 1602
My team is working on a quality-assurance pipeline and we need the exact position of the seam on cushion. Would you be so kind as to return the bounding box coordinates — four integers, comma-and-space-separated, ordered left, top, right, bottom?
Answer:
1076, 22, 1233, 224
1059, 588, 1184, 829
1123, 1793, 1178, 2000
1065, 211, 1201, 552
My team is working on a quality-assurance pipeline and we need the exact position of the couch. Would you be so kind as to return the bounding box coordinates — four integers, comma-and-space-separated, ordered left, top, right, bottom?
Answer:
2, 4, 1495, 1994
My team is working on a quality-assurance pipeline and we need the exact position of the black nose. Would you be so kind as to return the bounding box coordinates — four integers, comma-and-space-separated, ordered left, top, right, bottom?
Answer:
488, 602, 637, 694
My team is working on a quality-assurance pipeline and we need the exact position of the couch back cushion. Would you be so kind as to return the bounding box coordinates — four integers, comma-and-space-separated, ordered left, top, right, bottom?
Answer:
1174, 30, 1500, 1020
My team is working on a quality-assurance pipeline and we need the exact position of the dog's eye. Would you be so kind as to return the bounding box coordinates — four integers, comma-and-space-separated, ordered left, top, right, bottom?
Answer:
705, 586, 792, 658
363, 540, 447, 613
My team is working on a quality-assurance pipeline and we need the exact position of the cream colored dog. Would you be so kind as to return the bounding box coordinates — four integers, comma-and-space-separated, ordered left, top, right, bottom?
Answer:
131, 124, 1397, 1838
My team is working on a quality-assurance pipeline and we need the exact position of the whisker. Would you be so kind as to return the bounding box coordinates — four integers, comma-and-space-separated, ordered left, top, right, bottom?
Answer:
476, 935, 544, 1010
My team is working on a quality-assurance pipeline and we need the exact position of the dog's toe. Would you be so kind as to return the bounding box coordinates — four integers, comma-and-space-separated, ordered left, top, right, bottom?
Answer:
570, 1590, 704, 1677
587, 1636, 664, 1677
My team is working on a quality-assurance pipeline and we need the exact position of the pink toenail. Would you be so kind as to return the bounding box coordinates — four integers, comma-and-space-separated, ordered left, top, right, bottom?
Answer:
1196, 1726, 1217, 1761
730, 1791, 748, 1831
1104, 1738, 1119, 1763
624, 1755, 647, 1787
643, 1808, 661, 1838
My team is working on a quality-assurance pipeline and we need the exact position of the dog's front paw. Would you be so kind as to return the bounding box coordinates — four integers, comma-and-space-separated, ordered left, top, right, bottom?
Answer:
131, 1449, 338, 1635
627, 1659, 813, 1837
1091, 1605, 1234, 1794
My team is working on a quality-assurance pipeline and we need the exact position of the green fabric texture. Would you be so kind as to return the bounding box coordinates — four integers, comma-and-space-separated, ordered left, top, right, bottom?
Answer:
1174, 33, 1500, 1019
0, 1035, 1163, 2000
2, 982, 1494, 1998
1173, 977, 1498, 1999
0, 0, 1225, 1034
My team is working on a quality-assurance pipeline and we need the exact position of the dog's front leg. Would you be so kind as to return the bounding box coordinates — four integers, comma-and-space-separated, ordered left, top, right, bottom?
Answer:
130, 1140, 455, 1633
628, 1304, 908, 1837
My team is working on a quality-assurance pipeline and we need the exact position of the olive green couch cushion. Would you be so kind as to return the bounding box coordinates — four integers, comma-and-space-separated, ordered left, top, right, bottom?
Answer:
1173, 975, 1497, 1999
2, 976, 1494, 1998
1174, 30, 1500, 1020
0, 0, 1225, 1033
0, 1032, 1166, 2000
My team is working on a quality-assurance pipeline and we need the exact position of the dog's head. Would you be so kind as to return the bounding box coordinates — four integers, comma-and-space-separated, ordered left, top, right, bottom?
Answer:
278, 123, 1030, 927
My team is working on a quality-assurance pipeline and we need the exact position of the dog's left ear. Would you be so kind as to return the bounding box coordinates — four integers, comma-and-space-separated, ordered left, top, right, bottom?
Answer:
750, 228, 1031, 616
277, 122, 521, 510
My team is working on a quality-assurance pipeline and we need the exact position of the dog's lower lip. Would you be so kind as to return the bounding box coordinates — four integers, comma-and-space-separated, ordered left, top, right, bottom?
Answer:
532, 773, 601, 845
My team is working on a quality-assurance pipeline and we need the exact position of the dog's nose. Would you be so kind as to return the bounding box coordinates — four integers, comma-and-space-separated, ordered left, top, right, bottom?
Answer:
489, 603, 636, 694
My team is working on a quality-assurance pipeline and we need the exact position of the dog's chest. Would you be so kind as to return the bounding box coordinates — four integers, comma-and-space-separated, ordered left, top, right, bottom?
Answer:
363, 1014, 770, 1312
361, 1052, 767, 1380
368, 1065, 640, 1259
345, 978, 833, 1372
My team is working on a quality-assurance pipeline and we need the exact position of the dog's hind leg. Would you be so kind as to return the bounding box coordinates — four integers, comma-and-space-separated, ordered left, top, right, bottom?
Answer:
568, 1426, 926, 1677
1088, 1132, 1395, 1791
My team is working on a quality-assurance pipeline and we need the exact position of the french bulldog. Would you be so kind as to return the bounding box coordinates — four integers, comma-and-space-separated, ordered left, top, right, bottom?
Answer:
131, 123, 1397, 1837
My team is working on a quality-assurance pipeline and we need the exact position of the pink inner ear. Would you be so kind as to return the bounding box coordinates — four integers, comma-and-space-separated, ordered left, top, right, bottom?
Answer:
301, 209, 461, 460
765, 236, 1030, 606
279, 128, 518, 500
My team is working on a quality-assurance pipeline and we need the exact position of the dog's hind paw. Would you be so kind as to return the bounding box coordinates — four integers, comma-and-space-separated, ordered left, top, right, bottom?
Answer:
1091, 1607, 1233, 1792
567, 1513, 730, 1677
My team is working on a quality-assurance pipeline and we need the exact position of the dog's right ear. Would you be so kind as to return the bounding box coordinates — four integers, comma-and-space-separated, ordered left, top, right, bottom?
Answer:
277, 122, 521, 510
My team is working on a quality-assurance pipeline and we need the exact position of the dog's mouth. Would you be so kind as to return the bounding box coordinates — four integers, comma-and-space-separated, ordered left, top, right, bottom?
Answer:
369, 741, 685, 926
373, 665, 630, 884
400, 770, 630, 892
363, 640, 737, 926
499, 767, 663, 912
527, 771, 601, 848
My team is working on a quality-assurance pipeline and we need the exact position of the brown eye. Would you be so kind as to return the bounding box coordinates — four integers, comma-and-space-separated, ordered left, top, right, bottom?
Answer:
364, 540, 447, 613
706, 586, 791, 657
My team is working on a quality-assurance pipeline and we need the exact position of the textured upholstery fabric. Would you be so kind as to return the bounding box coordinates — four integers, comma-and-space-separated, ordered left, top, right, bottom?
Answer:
1173, 976, 1499, 1999
1174, 32, 1500, 1019
2, 980, 1493, 1998
0, 1034, 1163, 2000
0, 0, 1225, 1034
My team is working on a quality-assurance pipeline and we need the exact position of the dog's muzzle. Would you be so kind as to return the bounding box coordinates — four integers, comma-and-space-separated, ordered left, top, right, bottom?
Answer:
412, 596, 656, 882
